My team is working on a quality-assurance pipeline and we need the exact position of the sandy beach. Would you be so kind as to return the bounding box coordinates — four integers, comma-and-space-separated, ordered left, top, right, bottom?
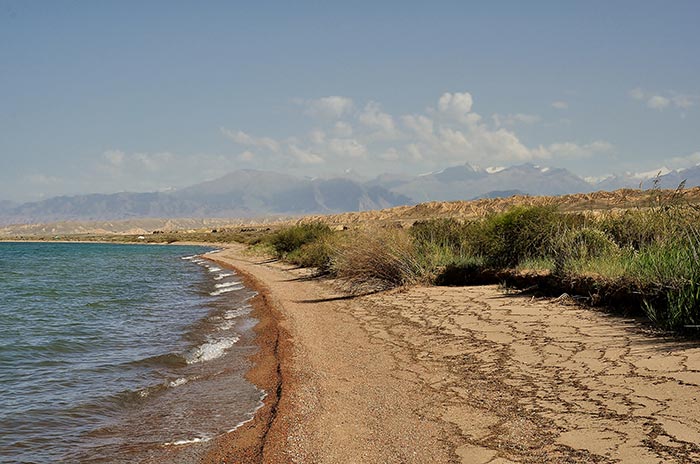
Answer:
191, 243, 700, 463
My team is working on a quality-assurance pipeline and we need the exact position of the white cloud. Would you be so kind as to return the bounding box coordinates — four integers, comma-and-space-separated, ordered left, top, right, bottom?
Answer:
647, 95, 670, 110
380, 147, 400, 161
667, 151, 700, 169
401, 114, 434, 140
629, 88, 645, 101
218, 91, 614, 173
358, 101, 396, 135
551, 101, 569, 110
629, 88, 697, 111
221, 128, 280, 152
288, 145, 325, 164
326, 138, 367, 158
672, 95, 694, 109
537, 141, 614, 159
305, 96, 354, 119
103, 149, 125, 166
333, 121, 353, 137
437, 92, 475, 123
309, 129, 326, 145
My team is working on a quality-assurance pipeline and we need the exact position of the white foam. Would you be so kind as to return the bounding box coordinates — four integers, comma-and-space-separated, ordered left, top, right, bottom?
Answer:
224, 305, 252, 319
214, 272, 234, 280
210, 285, 244, 296
225, 391, 268, 433
169, 377, 188, 388
181, 255, 198, 260
215, 281, 239, 289
207, 249, 222, 254
164, 436, 211, 446
185, 336, 239, 364
207, 266, 222, 273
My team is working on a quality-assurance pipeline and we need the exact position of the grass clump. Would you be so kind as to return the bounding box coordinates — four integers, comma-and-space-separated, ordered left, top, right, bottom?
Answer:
267, 222, 332, 258
332, 227, 425, 292
474, 206, 560, 268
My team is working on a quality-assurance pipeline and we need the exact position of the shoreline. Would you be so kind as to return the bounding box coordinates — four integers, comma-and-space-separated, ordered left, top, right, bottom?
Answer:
195, 249, 289, 463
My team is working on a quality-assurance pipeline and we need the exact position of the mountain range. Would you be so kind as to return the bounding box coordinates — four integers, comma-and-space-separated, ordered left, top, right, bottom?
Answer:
2, 163, 699, 225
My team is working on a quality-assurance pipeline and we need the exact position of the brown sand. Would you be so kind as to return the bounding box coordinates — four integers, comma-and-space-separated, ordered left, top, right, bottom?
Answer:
201, 245, 700, 463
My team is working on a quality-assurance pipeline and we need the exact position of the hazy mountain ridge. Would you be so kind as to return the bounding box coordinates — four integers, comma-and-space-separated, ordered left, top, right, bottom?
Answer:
0, 170, 411, 225
2, 164, 700, 225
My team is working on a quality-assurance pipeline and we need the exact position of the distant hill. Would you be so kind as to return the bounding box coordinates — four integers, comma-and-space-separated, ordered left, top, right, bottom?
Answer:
3, 163, 700, 226
0, 170, 411, 225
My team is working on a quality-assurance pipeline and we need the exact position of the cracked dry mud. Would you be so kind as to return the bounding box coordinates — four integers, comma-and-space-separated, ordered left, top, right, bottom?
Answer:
349, 286, 700, 463
216, 249, 700, 463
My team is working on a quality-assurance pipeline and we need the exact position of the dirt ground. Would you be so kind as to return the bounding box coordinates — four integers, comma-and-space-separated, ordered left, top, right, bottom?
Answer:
212, 246, 700, 463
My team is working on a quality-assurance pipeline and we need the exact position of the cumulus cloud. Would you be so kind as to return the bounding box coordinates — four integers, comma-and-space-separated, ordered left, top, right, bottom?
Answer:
221, 90, 613, 173
401, 114, 434, 140
437, 92, 476, 124
358, 101, 396, 135
551, 101, 569, 110
304, 96, 354, 119
333, 121, 353, 137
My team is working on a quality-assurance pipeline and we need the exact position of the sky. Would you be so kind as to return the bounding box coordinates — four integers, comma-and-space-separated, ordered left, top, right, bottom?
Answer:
1, 1, 699, 202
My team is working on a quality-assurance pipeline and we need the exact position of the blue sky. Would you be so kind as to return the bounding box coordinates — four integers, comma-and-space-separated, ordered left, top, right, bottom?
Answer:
1, 1, 699, 201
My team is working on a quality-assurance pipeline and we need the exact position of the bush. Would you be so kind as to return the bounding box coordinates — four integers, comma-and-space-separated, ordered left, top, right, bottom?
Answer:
268, 222, 332, 257
285, 233, 338, 273
474, 206, 560, 268
552, 227, 620, 274
332, 227, 425, 292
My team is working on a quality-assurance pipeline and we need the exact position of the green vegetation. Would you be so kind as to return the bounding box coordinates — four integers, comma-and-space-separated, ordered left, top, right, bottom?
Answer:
264, 201, 700, 333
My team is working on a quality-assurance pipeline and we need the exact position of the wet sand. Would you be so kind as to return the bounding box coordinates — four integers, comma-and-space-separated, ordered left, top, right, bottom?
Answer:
201, 244, 700, 463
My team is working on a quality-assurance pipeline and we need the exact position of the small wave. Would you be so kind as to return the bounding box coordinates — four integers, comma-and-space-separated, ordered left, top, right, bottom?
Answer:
210, 285, 244, 296
128, 352, 188, 369
215, 281, 239, 289
181, 255, 199, 260
207, 249, 222, 254
225, 390, 268, 433
224, 305, 252, 319
164, 436, 211, 446
207, 267, 222, 273
168, 377, 188, 388
214, 272, 234, 280
185, 336, 239, 364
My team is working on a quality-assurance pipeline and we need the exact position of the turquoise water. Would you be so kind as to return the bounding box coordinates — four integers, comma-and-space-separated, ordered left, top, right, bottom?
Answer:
0, 242, 262, 463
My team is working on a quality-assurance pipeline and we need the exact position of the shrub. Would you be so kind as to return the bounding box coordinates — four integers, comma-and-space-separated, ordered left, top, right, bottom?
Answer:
474, 206, 560, 268
285, 233, 339, 273
332, 227, 425, 292
552, 227, 620, 275
267, 222, 332, 257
